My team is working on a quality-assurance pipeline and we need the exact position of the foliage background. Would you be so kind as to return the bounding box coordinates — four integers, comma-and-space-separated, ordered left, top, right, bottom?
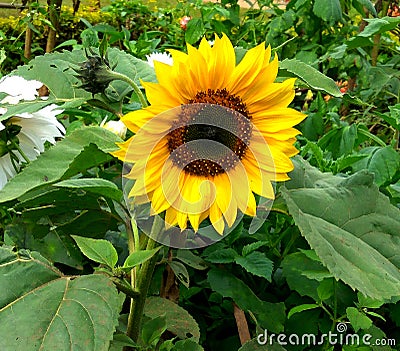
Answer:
0, 0, 400, 350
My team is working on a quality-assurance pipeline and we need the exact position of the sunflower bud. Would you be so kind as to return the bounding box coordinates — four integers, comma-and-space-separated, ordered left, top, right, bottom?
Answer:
73, 50, 116, 95
100, 119, 127, 139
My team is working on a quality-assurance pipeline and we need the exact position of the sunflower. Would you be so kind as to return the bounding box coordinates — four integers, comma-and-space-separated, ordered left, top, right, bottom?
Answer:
113, 34, 305, 234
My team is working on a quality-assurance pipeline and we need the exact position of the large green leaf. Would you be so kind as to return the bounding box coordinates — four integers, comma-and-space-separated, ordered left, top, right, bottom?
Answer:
0, 126, 121, 203
144, 297, 200, 341
208, 269, 286, 332
0, 247, 123, 351
281, 157, 400, 299
280, 59, 342, 97
313, 0, 342, 23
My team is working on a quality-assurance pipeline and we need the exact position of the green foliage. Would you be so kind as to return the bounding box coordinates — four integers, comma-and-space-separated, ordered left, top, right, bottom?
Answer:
0, 126, 121, 202
144, 297, 201, 342
1, 0, 400, 350
282, 157, 400, 299
0, 247, 123, 351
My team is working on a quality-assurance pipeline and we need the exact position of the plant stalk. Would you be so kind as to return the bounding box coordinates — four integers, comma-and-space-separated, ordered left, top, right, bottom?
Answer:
108, 71, 148, 108
125, 215, 163, 347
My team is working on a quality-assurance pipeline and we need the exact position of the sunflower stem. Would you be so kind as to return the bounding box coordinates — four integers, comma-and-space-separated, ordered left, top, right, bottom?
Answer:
125, 215, 163, 347
107, 71, 148, 108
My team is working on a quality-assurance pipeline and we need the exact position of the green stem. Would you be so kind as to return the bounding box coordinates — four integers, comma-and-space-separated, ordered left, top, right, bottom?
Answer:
125, 216, 163, 347
10, 140, 30, 164
108, 71, 148, 108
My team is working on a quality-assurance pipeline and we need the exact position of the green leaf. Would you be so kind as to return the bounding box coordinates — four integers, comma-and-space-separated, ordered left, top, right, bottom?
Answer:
174, 339, 204, 351
378, 104, 400, 131
317, 278, 334, 301
351, 146, 400, 187
352, 0, 377, 17
357, 292, 384, 309
168, 261, 190, 288
208, 269, 285, 332
239, 338, 287, 351
235, 251, 273, 281
144, 297, 200, 342
287, 304, 319, 319
72, 235, 118, 268
346, 307, 373, 332
0, 126, 121, 203
241, 241, 268, 256
313, 0, 342, 23
0, 247, 123, 351
204, 248, 238, 263
54, 178, 123, 201
122, 248, 161, 271
185, 19, 206, 45
141, 315, 167, 346
280, 59, 342, 97
175, 249, 208, 270
5, 221, 84, 269
109, 334, 138, 351
0, 100, 54, 121
281, 251, 329, 301
358, 17, 400, 38
281, 157, 400, 299
318, 124, 358, 159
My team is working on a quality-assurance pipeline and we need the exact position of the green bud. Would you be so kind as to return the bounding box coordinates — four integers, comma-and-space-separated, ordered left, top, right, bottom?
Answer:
73, 49, 117, 95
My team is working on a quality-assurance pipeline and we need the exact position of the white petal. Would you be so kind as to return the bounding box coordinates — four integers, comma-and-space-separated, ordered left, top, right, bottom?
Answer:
0, 75, 43, 104
0, 154, 17, 190
146, 52, 173, 68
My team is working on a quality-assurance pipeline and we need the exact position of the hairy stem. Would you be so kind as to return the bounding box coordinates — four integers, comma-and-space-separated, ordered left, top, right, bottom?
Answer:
108, 71, 148, 108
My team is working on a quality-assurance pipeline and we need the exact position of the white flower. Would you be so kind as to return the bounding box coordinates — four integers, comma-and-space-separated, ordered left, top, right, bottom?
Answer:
100, 118, 127, 139
0, 75, 43, 105
0, 76, 65, 190
145, 52, 173, 68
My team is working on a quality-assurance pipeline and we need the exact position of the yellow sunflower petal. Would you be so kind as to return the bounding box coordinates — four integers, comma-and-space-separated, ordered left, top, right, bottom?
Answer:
213, 173, 237, 227
246, 78, 297, 109
253, 108, 306, 132
165, 209, 177, 230
209, 202, 225, 234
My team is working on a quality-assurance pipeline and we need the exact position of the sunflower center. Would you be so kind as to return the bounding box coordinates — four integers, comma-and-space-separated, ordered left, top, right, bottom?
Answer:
167, 89, 252, 176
